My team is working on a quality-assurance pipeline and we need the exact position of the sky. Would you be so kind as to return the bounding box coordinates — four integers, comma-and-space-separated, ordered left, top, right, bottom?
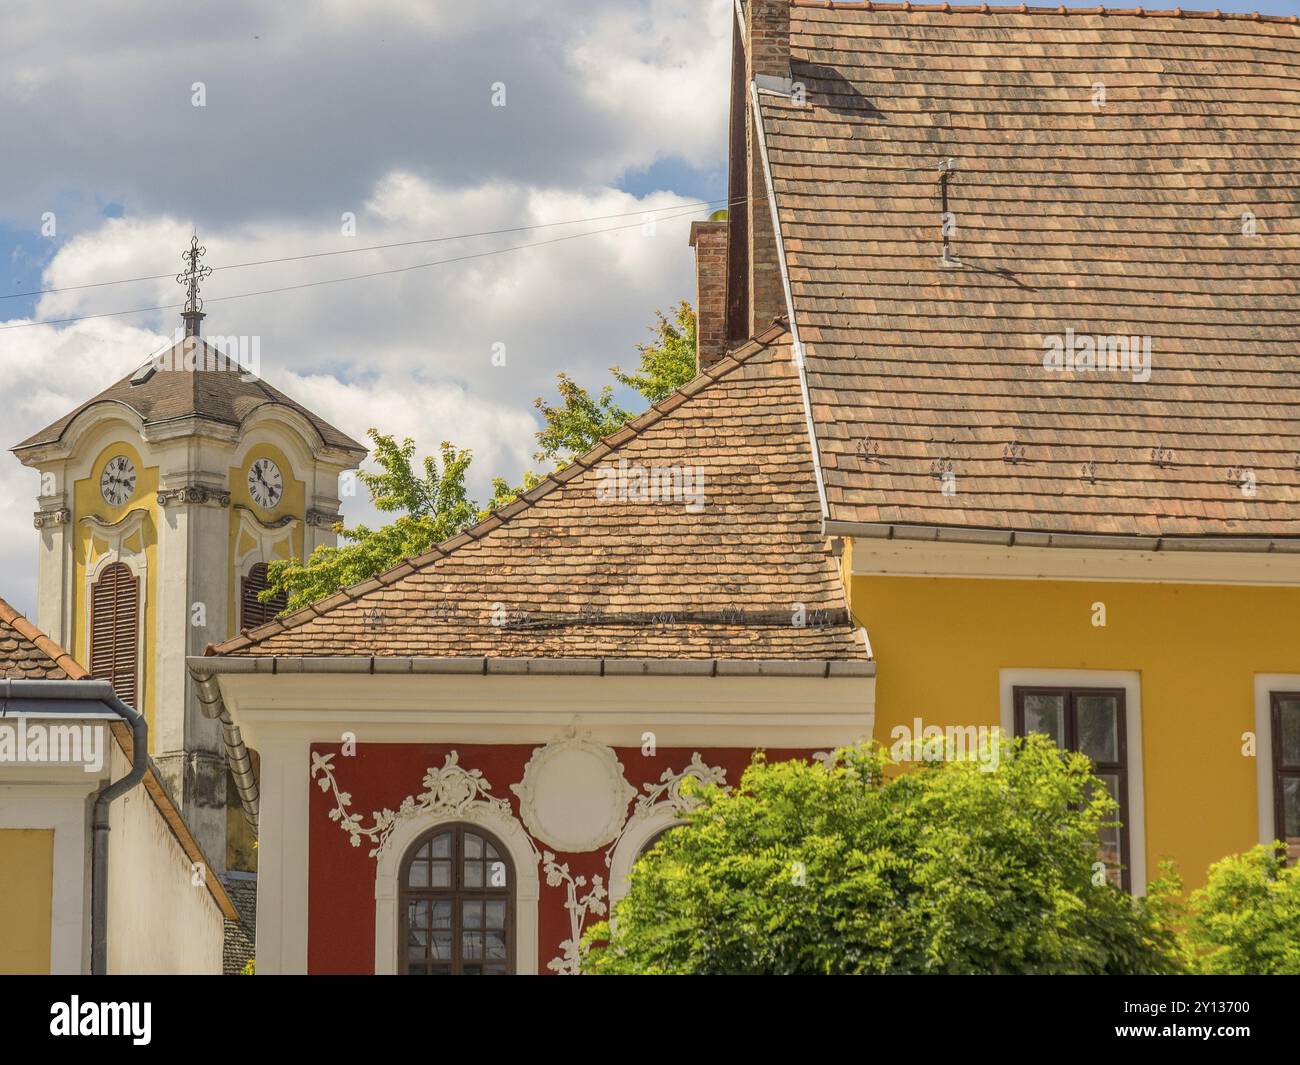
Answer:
0, 0, 1295, 617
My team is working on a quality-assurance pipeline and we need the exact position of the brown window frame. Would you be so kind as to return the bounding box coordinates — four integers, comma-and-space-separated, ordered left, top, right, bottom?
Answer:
89, 561, 139, 707
1269, 692, 1300, 864
399, 823, 514, 975
1013, 686, 1131, 891
239, 561, 287, 631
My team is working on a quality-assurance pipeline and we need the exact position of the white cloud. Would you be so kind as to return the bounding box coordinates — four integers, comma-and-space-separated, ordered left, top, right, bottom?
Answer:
0, 0, 733, 618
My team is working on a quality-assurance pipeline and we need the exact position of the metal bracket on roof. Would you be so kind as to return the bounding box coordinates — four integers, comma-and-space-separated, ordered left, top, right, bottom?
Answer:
754, 74, 795, 97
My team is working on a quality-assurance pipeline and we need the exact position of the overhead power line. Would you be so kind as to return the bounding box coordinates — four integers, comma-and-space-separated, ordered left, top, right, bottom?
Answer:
0, 202, 728, 332
0, 196, 743, 304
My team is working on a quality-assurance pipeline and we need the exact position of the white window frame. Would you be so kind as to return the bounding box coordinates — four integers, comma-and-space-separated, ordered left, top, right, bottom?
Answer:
999, 668, 1147, 895
1253, 675, 1300, 848
373, 808, 539, 976
607, 808, 687, 909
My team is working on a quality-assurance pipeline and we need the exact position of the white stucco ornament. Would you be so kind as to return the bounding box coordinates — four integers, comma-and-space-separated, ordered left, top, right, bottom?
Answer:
511, 737, 636, 853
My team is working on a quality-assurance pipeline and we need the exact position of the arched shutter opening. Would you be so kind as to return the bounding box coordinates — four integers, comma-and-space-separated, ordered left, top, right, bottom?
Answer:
90, 562, 139, 706
241, 562, 287, 630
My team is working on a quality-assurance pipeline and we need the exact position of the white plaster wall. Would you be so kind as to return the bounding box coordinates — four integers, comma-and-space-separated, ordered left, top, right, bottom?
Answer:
105, 743, 224, 974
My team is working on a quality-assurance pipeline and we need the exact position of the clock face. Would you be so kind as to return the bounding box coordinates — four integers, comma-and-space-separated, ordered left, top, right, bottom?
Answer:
247, 458, 284, 510
99, 455, 136, 506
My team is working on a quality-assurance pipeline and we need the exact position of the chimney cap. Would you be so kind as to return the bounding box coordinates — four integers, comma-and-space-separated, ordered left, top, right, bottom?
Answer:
688, 217, 728, 248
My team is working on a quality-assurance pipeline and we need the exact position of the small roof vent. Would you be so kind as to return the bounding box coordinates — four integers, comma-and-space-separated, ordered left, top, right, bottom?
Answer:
129, 359, 159, 386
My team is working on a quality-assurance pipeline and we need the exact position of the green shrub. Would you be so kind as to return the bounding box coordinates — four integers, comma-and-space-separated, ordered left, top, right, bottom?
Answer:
582, 736, 1182, 974
1182, 843, 1300, 975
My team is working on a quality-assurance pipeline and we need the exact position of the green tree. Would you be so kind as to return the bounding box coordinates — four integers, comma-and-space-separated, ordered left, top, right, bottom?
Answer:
581, 735, 1184, 975
1182, 843, 1300, 974
533, 301, 696, 464
262, 429, 477, 612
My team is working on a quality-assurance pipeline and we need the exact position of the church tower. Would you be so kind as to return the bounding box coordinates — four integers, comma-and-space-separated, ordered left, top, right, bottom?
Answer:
11, 239, 367, 870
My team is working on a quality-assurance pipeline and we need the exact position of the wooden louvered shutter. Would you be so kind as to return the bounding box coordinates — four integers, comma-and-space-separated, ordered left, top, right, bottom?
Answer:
241, 562, 287, 630
90, 562, 139, 706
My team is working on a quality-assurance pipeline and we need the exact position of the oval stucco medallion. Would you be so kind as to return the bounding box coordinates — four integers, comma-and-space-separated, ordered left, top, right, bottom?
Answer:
511, 738, 636, 853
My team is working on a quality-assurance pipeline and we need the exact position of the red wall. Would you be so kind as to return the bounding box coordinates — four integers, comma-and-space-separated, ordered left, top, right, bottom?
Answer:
305, 741, 810, 974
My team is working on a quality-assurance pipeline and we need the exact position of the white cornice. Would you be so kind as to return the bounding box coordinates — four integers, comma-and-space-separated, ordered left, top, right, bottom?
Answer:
848, 533, 1300, 586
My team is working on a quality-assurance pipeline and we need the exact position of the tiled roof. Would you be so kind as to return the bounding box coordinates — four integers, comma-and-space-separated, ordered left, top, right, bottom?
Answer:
0, 597, 89, 679
212, 323, 868, 664
14, 337, 366, 456
221, 874, 257, 975
761, 5, 1300, 538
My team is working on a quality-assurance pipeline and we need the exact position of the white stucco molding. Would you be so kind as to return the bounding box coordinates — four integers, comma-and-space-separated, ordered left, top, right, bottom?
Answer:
999, 668, 1147, 895
607, 805, 685, 909
373, 803, 540, 976
511, 735, 636, 853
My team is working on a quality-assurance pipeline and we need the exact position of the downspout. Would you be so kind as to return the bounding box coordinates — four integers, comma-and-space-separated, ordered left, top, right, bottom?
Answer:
90, 687, 148, 975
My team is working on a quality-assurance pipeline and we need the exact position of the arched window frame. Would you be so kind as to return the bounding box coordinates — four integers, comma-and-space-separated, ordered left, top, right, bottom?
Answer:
81, 514, 149, 711
399, 823, 515, 975
607, 808, 687, 908
375, 809, 539, 975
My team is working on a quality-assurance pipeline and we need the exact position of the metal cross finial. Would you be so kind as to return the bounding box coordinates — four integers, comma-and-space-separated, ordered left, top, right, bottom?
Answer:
177, 234, 212, 337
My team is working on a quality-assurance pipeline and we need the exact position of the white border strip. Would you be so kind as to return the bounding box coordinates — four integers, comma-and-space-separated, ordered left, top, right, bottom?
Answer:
1252, 676, 1293, 847
749, 79, 830, 521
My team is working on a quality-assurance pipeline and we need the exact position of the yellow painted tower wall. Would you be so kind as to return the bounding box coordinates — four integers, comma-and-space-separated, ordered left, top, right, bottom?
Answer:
72, 441, 159, 745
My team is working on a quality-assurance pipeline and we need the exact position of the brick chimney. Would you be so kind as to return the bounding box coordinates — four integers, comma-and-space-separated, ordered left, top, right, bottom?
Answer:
726, 0, 791, 343
689, 219, 729, 372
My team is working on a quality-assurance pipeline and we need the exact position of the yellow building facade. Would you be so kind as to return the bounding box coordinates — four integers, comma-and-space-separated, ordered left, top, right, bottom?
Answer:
844, 534, 1300, 891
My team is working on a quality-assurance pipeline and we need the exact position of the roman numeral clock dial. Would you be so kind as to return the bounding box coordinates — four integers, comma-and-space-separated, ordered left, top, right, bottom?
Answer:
99, 455, 137, 506
247, 458, 284, 510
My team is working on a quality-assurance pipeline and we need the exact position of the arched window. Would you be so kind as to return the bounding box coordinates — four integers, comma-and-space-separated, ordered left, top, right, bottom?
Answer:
240, 562, 287, 630
90, 561, 139, 706
636, 824, 679, 861
401, 824, 513, 975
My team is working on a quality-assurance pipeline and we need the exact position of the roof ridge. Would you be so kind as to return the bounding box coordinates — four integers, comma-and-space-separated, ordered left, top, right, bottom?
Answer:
0, 596, 92, 679
209, 320, 792, 655
793, 1, 1300, 23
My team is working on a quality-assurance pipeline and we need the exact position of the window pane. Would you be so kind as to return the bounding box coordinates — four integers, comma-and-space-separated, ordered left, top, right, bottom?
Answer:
464, 901, 483, 929
1095, 774, 1123, 886
487, 859, 508, 888
463, 931, 484, 960
486, 931, 507, 961
1022, 693, 1066, 746
429, 832, 451, 858
1283, 778, 1300, 864
464, 860, 483, 888
1077, 694, 1120, 764
430, 860, 451, 888
429, 932, 452, 961
486, 900, 506, 929
1278, 698, 1300, 768
431, 901, 452, 930
465, 832, 483, 859
408, 860, 429, 888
